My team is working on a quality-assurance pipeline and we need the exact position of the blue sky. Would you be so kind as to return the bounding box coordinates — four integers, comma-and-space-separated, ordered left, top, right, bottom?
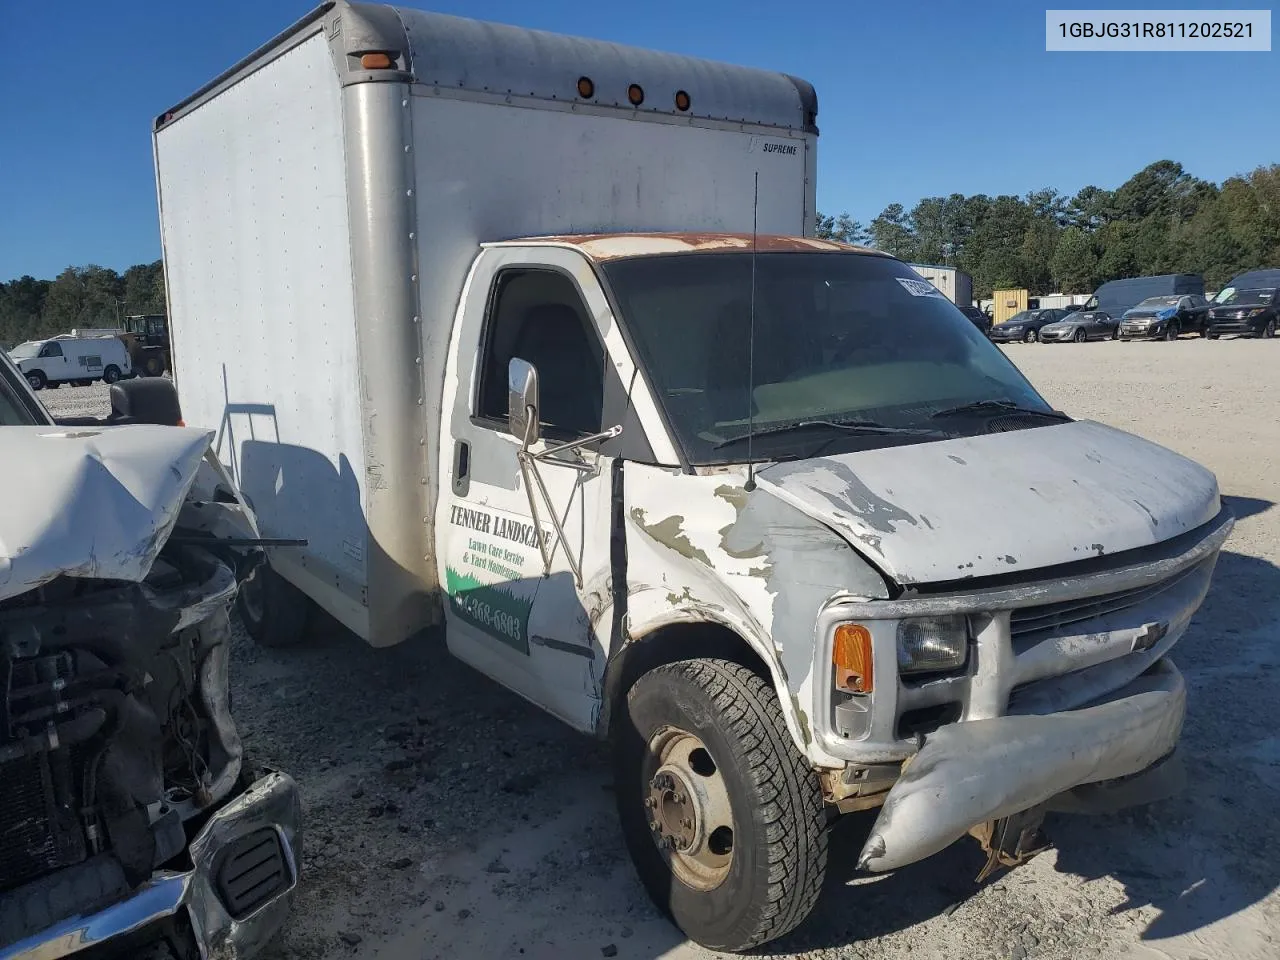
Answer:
1, 1, 1276, 279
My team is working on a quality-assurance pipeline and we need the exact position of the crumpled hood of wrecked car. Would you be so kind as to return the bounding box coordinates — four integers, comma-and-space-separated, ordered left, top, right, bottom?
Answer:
755, 420, 1221, 586
0, 425, 215, 602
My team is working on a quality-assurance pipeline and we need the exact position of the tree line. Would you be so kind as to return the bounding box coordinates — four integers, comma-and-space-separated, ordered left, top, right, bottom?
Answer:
7, 159, 1278, 346
0, 262, 166, 349
816, 160, 1280, 299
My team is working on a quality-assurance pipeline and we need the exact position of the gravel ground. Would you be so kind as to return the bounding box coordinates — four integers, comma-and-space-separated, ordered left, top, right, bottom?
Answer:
46, 339, 1280, 960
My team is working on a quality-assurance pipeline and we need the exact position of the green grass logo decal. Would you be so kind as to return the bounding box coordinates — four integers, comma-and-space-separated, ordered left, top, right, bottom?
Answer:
445, 565, 534, 655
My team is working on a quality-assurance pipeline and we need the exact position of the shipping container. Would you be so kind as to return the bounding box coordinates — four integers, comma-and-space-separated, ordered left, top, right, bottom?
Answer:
907, 263, 973, 307
992, 288, 1028, 324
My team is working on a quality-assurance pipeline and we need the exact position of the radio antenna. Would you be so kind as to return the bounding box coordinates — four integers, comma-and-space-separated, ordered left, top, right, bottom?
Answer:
744, 170, 759, 492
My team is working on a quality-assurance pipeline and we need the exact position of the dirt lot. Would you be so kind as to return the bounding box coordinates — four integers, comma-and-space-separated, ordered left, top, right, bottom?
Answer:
42, 339, 1280, 959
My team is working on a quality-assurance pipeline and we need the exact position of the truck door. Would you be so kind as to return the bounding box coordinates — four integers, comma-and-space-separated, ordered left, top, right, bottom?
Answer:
38, 341, 68, 381
437, 248, 658, 732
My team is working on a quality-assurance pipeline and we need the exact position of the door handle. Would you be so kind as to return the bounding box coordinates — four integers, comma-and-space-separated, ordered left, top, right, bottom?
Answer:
452, 439, 471, 497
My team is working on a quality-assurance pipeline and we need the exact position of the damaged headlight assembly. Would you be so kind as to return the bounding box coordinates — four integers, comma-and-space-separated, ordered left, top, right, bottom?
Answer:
897, 615, 969, 675
828, 616, 971, 742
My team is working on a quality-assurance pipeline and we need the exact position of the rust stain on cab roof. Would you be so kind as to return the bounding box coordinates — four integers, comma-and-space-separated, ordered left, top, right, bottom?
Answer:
484, 233, 893, 262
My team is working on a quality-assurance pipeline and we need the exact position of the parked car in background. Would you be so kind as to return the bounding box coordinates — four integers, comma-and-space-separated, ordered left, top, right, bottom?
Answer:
1205, 286, 1279, 338
1118, 294, 1212, 340
958, 303, 993, 333
6, 334, 133, 390
1037, 309, 1121, 342
988, 307, 1071, 343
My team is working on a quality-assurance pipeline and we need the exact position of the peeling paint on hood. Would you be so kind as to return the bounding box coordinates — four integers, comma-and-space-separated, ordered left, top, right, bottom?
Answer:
757, 420, 1220, 586
0, 425, 216, 602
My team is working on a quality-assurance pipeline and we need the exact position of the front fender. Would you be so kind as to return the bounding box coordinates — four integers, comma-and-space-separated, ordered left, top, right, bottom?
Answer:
618, 463, 890, 768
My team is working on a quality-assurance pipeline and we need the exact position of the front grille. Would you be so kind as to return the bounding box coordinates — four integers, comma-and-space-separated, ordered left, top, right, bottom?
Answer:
1009, 562, 1202, 652
215, 828, 288, 918
0, 752, 87, 894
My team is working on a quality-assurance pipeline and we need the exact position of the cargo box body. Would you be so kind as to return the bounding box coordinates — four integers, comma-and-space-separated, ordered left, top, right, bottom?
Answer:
153, 1, 817, 646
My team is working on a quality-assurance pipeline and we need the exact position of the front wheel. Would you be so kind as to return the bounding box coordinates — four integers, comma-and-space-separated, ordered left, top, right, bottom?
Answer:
1023, 328, 1037, 343
614, 658, 827, 952
1163, 323, 1180, 342
1073, 328, 1087, 343
1263, 318, 1277, 339
25, 371, 46, 391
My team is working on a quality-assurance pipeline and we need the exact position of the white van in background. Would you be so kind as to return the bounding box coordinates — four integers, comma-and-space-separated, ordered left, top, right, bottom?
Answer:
7, 334, 133, 390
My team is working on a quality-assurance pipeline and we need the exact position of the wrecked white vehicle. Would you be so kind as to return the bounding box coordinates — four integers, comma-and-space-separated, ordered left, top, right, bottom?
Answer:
0, 357, 300, 959
151, 3, 1231, 952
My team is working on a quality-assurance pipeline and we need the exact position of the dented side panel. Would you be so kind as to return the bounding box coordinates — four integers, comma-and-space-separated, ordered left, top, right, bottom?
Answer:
620, 463, 888, 765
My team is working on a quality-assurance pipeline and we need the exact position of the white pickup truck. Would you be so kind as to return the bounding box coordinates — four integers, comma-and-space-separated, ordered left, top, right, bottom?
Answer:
152, 2, 1233, 950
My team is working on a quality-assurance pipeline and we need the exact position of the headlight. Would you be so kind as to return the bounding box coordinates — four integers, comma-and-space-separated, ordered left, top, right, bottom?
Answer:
897, 616, 969, 674
1250, 308, 1267, 316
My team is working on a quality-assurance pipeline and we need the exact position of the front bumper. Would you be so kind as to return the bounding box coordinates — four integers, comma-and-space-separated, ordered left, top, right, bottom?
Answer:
857, 658, 1185, 871
0, 772, 301, 960
1119, 323, 1162, 338
988, 328, 1030, 342
1206, 320, 1261, 335
1037, 327, 1074, 341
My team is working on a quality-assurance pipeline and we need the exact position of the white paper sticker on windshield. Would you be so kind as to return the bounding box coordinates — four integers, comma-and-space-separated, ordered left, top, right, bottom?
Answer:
896, 277, 946, 298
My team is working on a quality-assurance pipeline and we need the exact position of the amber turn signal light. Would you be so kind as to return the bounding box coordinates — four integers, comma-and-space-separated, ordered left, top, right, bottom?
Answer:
577, 76, 595, 98
833, 623, 874, 694
360, 52, 395, 70
674, 90, 691, 111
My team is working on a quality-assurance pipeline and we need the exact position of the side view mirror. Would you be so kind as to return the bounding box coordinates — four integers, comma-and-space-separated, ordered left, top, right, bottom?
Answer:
508, 357, 539, 447
110, 377, 184, 426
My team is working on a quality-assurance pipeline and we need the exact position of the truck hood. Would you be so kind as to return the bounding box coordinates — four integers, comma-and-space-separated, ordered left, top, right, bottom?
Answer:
0, 425, 216, 602
756, 420, 1220, 587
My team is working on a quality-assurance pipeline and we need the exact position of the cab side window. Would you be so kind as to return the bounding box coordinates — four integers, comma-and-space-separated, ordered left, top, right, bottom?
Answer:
477, 269, 607, 438
39, 342, 63, 359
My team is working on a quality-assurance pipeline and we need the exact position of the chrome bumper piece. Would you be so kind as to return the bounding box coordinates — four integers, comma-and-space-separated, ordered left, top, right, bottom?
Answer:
0, 772, 301, 960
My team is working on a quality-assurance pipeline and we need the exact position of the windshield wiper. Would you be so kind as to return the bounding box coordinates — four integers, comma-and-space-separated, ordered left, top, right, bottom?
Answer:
713, 417, 945, 449
930, 399, 1070, 421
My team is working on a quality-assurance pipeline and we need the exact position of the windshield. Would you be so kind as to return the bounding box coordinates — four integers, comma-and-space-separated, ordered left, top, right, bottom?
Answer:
1005, 310, 1041, 324
1135, 296, 1179, 308
8, 341, 41, 360
1217, 287, 1275, 306
0, 353, 44, 426
601, 252, 1053, 465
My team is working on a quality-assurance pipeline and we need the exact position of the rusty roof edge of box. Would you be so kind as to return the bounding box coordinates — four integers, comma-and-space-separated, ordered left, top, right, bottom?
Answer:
484, 233, 892, 262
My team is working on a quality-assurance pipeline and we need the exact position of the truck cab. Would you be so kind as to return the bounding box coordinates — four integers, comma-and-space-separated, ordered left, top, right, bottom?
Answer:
152, 3, 1234, 952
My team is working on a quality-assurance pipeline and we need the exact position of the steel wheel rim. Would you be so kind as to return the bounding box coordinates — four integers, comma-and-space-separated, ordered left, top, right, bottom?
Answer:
643, 726, 735, 891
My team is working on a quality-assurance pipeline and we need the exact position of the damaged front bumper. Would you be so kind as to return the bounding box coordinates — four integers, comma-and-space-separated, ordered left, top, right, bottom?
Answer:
0, 771, 301, 960
856, 658, 1184, 872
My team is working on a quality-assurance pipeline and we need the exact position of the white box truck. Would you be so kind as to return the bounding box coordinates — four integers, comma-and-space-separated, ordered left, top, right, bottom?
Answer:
154, 2, 1233, 950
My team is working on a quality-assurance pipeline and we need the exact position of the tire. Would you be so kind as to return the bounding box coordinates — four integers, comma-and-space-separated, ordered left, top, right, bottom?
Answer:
1163, 323, 1180, 342
1072, 328, 1087, 343
1263, 318, 1277, 339
143, 355, 165, 377
613, 658, 827, 952
1023, 329, 1037, 343
25, 370, 46, 391
1207, 332, 1220, 340
103, 365, 122, 384
235, 561, 312, 647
